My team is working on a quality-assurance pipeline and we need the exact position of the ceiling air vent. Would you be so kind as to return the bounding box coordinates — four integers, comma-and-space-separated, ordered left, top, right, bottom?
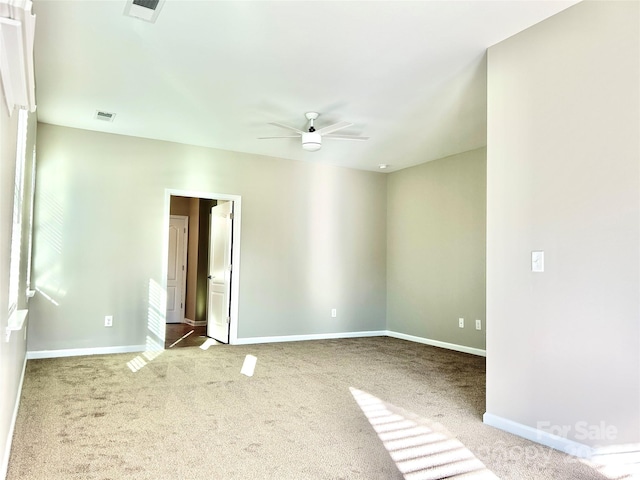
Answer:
95, 110, 116, 122
124, 0, 165, 23
133, 0, 159, 9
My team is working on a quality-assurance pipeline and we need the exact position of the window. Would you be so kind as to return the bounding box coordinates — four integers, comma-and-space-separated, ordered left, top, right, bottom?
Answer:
8, 109, 28, 316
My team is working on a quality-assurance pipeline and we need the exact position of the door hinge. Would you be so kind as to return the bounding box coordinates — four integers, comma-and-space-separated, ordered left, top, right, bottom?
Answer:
184, 227, 186, 233
226, 317, 230, 324
182, 265, 185, 271
229, 212, 234, 220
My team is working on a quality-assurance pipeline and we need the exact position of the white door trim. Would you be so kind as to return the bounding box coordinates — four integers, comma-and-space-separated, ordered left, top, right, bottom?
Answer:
162, 189, 241, 345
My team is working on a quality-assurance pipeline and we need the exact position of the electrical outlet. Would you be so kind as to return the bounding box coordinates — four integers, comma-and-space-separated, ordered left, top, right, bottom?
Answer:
104, 315, 113, 327
458, 318, 464, 328
331, 308, 337, 318
476, 319, 482, 330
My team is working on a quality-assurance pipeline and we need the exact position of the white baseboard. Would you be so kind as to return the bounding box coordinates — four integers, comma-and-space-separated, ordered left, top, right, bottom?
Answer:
27, 344, 146, 360
233, 330, 486, 358
483, 413, 594, 458
234, 330, 387, 345
26, 332, 483, 358
385, 330, 486, 357
184, 318, 207, 327
483, 413, 640, 462
1, 355, 27, 480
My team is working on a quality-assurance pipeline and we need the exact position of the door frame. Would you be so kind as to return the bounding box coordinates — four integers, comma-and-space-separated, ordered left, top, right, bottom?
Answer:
161, 189, 242, 345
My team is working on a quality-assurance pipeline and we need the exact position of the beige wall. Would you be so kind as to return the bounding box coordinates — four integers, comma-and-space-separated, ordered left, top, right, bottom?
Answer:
28, 124, 388, 351
486, 0, 639, 447
387, 147, 486, 350
169, 196, 190, 216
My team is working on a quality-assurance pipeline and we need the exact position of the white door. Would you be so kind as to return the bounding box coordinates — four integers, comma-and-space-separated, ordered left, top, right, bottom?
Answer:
166, 215, 188, 324
207, 201, 233, 343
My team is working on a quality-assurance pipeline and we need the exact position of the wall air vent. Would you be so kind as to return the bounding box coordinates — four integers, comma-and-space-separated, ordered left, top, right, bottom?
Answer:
95, 110, 116, 122
124, 0, 165, 23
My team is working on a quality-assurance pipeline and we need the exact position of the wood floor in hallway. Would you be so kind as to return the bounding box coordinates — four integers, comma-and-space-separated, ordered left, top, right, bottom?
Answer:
164, 323, 208, 349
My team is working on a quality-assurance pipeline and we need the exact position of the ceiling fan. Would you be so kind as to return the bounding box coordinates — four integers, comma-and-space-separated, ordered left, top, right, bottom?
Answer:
258, 112, 369, 152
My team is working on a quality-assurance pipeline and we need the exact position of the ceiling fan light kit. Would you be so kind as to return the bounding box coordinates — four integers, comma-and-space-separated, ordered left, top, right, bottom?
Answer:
302, 132, 321, 151
259, 111, 368, 152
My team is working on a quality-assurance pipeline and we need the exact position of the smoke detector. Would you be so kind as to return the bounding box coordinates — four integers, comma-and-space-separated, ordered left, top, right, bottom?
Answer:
124, 0, 165, 23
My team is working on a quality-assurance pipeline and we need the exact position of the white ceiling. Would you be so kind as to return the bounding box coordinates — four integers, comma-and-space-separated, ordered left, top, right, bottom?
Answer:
31, 0, 579, 172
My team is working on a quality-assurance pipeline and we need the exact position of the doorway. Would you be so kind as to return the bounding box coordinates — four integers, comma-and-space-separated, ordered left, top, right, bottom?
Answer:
162, 190, 242, 347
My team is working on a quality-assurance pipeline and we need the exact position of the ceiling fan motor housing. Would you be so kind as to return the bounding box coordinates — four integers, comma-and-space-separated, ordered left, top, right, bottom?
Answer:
302, 132, 322, 151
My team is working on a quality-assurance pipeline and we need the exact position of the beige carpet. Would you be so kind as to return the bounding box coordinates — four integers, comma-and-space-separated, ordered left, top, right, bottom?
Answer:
7, 337, 617, 479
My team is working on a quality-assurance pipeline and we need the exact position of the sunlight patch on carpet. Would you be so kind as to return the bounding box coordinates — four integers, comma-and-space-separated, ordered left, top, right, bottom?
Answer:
127, 356, 147, 372
350, 387, 499, 480
126, 336, 164, 372
241, 354, 257, 377
200, 338, 218, 350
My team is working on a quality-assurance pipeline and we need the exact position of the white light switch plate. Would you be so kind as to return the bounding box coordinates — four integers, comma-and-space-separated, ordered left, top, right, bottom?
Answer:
532, 251, 544, 272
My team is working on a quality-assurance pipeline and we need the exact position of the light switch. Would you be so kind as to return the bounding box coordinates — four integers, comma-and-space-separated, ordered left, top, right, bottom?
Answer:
532, 251, 544, 272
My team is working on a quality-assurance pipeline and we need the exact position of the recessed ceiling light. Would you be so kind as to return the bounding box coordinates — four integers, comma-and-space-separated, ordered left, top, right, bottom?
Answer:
379, 164, 389, 170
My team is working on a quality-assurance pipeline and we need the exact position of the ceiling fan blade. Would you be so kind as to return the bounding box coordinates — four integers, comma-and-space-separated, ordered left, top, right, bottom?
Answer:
269, 122, 305, 135
323, 134, 370, 141
318, 121, 353, 135
258, 136, 301, 139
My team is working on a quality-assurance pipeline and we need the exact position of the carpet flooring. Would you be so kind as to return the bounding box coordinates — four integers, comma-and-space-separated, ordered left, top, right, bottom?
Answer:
7, 337, 623, 479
